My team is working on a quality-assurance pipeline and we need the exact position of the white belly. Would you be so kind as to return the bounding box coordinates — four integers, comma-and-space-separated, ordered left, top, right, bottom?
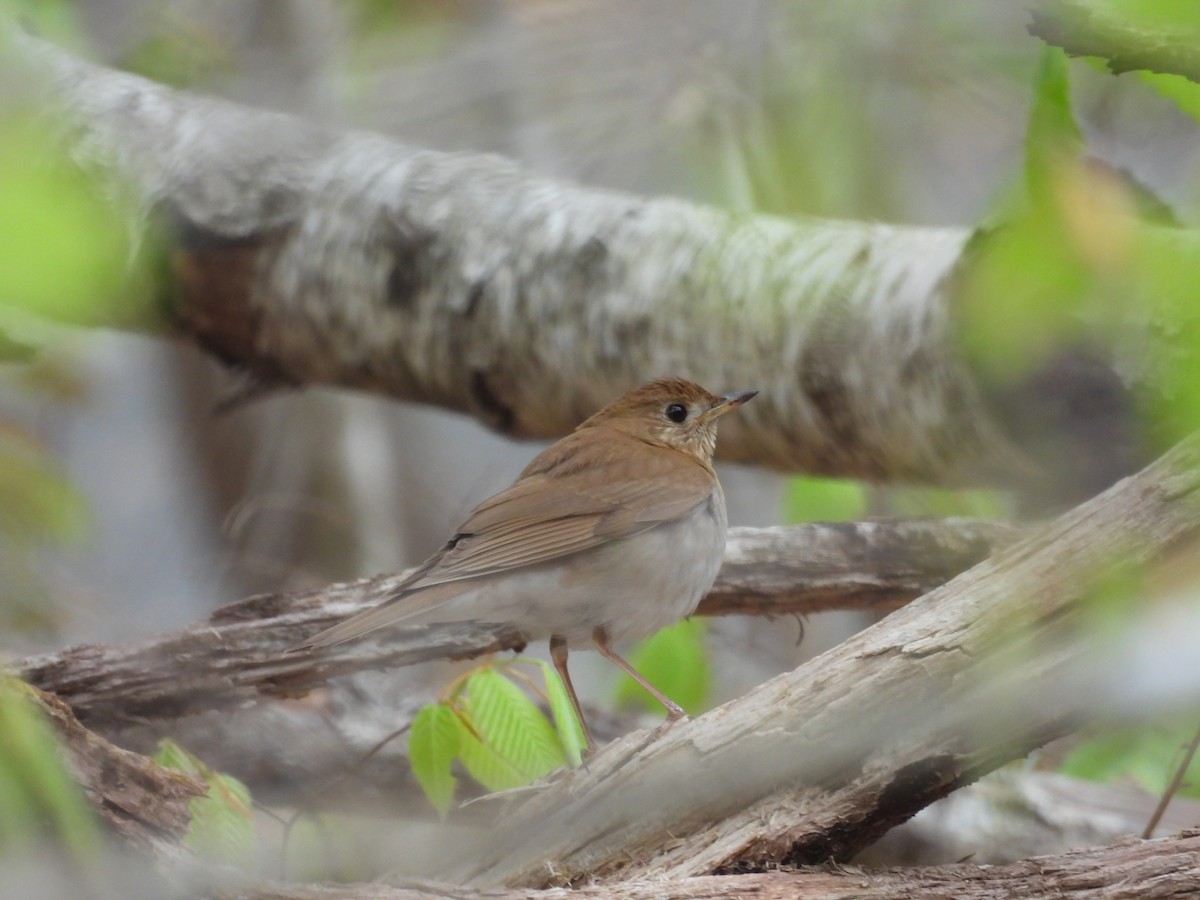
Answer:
429, 490, 727, 647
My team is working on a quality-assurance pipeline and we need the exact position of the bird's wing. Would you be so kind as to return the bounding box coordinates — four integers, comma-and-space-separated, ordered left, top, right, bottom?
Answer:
413, 434, 715, 585
292, 434, 715, 649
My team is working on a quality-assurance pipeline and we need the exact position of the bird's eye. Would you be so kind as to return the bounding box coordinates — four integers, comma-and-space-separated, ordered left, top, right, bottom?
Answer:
665, 403, 688, 423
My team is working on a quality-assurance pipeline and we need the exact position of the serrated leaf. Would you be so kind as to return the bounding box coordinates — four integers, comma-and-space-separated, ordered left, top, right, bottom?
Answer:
456, 725, 531, 793
152, 738, 200, 776
408, 703, 463, 815
464, 670, 565, 783
526, 660, 586, 767
614, 619, 709, 716
152, 737, 255, 863
186, 774, 254, 864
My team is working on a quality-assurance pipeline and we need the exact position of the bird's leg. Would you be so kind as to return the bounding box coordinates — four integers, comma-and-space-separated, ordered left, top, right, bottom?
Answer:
593, 627, 687, 721
549, 634, 595, 750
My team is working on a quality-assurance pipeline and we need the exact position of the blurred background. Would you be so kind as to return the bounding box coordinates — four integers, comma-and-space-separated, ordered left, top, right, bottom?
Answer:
4, 0, 1200, 884
6, 0, 1199, 654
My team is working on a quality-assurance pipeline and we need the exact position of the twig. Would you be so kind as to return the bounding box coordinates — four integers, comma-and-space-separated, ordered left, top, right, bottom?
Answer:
1142, 718, 1200, 839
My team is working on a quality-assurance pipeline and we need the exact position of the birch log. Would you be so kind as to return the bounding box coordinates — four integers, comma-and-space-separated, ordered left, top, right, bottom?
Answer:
10, 30, 1025, 484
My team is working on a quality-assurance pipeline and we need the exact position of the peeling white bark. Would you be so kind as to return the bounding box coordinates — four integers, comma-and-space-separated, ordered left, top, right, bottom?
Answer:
11, 31, 1028, 484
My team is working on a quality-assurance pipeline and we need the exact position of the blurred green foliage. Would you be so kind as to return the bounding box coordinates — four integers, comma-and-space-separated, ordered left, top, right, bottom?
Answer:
1087, 0, 1200, 33
117, 22, 234, 88
1138, 71, 1200, 123
0, 118, 130, 327
0, 425, 88, 547
784, 476, 866, 523
958, 48, 1098, 386
614, 618, 710, 716
0, 50, 159, 632
409, 659, 584, 815
0, 678, 100, 861
0, 423, 89, 633
0, 0, 82, 49
958, 44, 1200, 453
1062, 718, 1200, 800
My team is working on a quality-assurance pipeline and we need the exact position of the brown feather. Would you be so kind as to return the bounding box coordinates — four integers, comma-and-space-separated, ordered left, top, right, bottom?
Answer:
295, 429, 715, 648
292, 378, 754, 652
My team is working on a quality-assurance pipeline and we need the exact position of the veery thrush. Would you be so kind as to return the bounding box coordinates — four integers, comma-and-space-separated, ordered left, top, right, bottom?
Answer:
294, 377, 756, 746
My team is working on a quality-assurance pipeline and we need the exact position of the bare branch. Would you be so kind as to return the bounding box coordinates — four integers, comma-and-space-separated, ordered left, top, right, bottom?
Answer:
14, 519, 1011, 728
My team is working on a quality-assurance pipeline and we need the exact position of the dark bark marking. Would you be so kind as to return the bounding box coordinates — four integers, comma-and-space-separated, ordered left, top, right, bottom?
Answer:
464, 281, 486, 320
164, 203, 292, 384
382, 211, 440, 309
470, 370, 516, 433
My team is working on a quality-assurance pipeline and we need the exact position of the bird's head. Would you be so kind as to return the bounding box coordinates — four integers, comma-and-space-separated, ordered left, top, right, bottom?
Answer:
578, 377, 756, 462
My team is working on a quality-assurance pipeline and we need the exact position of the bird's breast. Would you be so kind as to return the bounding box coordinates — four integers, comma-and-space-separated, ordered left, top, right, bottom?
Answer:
514, 487, 728, 646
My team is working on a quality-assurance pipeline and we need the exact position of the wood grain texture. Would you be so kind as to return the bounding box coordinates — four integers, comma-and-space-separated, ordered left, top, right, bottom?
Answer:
214, 831, 1200, 900
14, 519, 1012, 728
18, 684, 202, 850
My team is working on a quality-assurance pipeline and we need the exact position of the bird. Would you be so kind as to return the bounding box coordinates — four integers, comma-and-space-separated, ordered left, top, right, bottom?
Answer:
292, 377, 756, 747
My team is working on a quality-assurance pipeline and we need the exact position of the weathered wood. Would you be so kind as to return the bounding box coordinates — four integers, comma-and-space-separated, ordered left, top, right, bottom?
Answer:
13, 519, 1010, 727
213, 831, 1200, 900
17, 683, 202, 851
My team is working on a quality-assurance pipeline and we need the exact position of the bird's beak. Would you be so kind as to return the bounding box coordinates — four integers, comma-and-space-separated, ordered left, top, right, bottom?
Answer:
700, 389, 757, 421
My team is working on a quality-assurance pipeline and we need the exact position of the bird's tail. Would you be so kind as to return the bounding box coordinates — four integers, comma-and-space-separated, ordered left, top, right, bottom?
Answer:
289, 579, 476, 651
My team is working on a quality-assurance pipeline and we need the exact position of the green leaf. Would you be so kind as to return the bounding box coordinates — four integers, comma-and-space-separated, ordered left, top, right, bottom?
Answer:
463, 670, 565, 784
1025, 47, 1082, 203
526, 660, 587, 767
956, 212, 1094, 383
0, 117, 131, 326
186, 772, 254, 863
153, 739, 255, 863
1131, 225, 1200, 450
887, 486, 1007, 519
455, 725, 530, 793
1060, 727, 1144, 784
783, 476, 865, 523
1138, 71, 1200, 124
613, 619, 709, 716
0, 678, 100, 859
1062, 720, 1200, 799
152, 738, 202, 776
0, 329, 36, 362
408, 703, 463, 816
